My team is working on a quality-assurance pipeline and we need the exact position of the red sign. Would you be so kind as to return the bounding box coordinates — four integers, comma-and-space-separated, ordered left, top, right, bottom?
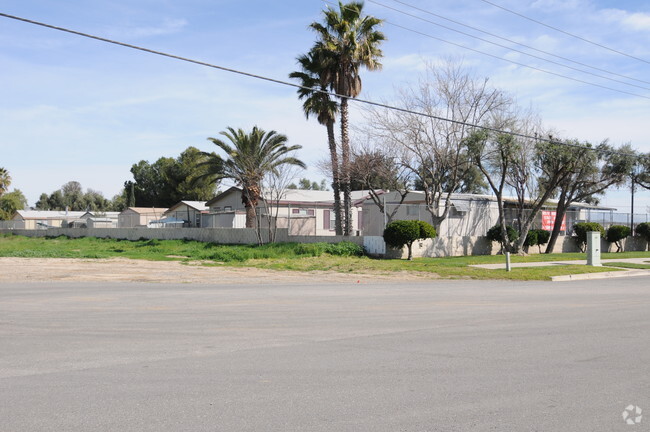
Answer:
542, 211, 566, 231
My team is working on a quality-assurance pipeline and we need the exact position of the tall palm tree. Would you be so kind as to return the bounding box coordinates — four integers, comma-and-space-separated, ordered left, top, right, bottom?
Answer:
200, 126, 306, 228
310, 1, 385, 235
289, 49, 343, 235
0, 167, 11, 196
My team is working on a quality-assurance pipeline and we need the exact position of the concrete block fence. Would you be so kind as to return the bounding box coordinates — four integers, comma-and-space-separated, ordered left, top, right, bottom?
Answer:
1, 228, 647, 257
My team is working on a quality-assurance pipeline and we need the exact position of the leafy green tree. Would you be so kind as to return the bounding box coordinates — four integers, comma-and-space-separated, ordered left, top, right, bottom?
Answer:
0, 167, 11, 196
383, 220, 437, 260
310, 1, 385, 236
606, 225, 631, 253
128, 146, 220, 207
60, 181, 85, 210
83, 189, 110, 212
35, 193, 51, 210
35, 182, 111, 212
467, 130, 521, 253
636, 222, 650, 251
129, 158, 174, 208
288, 178, 328, 191
541, 141, 634, 253
0, 189, 27, 220
468, 127, 581, 254
47, 190, 65, 210
634, 152, 650, 191
200, 126, 306, 228
290, 49, 343, 234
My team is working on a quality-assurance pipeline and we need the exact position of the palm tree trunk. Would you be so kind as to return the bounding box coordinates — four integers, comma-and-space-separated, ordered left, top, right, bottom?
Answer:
340, 97, 351, 236
326, 119, 343, 236
241, 188, 258, 229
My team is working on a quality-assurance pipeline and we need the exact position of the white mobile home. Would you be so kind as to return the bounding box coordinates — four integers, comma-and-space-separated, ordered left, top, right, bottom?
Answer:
118, 207, 168, 228
204, 187, 368, 236
163, 201, 208, 227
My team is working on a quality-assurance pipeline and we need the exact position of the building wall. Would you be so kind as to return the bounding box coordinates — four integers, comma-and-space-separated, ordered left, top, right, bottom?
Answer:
118, 210, 140, 228
87, 220, 116, 228
118, 210, 166, 228
362, 200, 498, 237
165, 205, 204, 227
371, 234, 644, 258
209, 191, 242, 212
209, 190, 363, 236
201, 213, 245, 228
288, 217, 316, 236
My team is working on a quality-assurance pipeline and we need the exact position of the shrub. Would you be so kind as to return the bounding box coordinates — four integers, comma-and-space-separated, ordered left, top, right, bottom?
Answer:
636, 222, 650, 244
536, 229, 551, 247
606, 225, 631, 252
524, 229, 551, 253
486, 224, 518, 244
294, 243, 328, 257
383, 220, 437, 260
292, 242, 363, 257
573, 222, 605, 252
417, 220, 437, 240
324, 241, 364, 257
523, 230, 538, 248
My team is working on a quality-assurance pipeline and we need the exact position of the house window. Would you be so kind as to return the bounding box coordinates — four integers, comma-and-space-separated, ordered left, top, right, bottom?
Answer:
291, 208, 315, 216
214, 207, 221, 212
224, 206, 232, 211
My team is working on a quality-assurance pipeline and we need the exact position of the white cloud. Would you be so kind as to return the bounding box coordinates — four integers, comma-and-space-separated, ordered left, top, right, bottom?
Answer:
599, 8, 650, 31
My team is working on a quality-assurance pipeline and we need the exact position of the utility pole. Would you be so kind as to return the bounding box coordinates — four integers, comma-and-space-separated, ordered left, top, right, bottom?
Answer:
631, 174, 635, 236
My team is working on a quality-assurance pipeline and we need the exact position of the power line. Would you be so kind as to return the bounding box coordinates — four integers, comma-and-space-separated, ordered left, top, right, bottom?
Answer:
376, 0, 650, 87
0, 12, 643, 160
379, 19, 650, 100
476, 0, 650, 65
365, 0, 650, 91
323, 0, 650, 99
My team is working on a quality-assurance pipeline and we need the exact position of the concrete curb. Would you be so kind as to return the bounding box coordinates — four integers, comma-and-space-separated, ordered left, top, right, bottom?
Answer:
551, 269, 650, 282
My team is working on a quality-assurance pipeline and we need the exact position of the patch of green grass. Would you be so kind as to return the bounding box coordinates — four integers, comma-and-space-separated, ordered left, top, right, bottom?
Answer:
238, 255, 620, 280
603, 262, 650, 270
0, 235, 363, 262
0, 234, 645, 281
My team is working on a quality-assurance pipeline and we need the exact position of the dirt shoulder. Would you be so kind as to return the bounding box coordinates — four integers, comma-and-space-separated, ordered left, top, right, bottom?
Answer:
0, 257, 431, 284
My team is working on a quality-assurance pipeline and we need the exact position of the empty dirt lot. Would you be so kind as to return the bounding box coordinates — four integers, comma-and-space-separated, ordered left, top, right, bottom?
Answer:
0, 257, 426, 284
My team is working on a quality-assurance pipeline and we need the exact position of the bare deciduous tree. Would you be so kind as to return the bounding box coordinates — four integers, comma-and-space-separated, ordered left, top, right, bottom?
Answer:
258, 163, 303, 244
360, 60, 510, 230
349, 139, 412, 224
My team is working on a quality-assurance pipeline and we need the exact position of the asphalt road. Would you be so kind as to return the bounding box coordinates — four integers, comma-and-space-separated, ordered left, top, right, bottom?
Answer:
1, 277, 649, 431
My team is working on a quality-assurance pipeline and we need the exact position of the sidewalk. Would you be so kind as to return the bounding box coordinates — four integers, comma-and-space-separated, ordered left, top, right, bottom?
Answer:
470, 257, 650, 269
470, 257, 650, 281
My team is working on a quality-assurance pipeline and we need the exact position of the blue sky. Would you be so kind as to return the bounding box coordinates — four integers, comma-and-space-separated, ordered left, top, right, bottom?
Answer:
2, 0, 649, 215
